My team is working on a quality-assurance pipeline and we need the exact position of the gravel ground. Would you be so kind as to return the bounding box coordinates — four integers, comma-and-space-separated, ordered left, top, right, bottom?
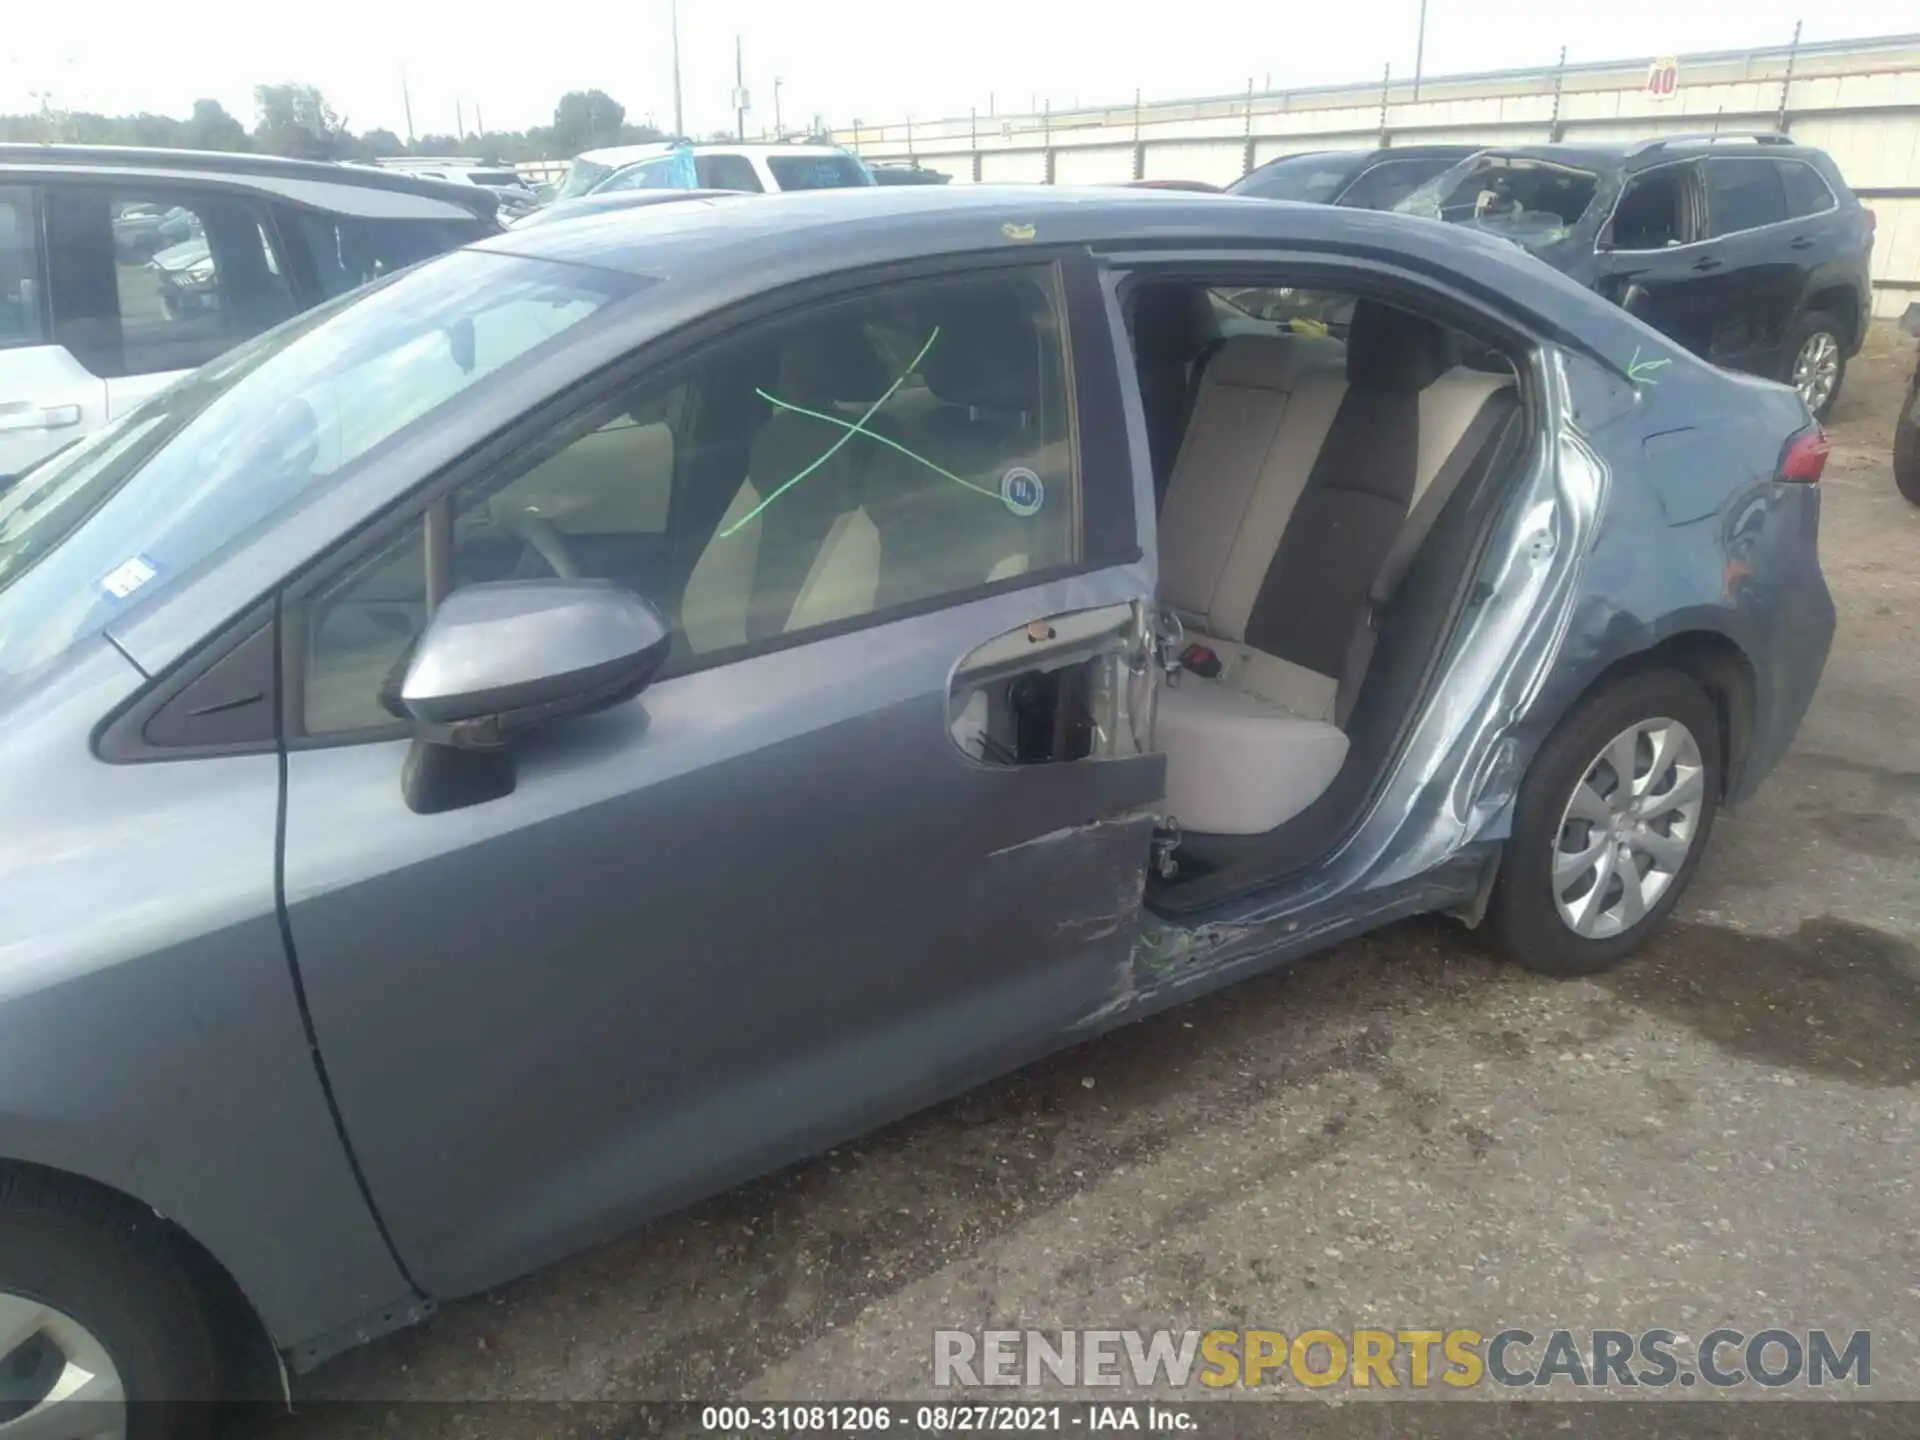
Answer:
258, 325, 1920, 1431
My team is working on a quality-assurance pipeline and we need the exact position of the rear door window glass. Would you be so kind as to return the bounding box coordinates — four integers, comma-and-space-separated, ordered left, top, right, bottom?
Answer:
1705, 158, 1789, 236
694, 154, 765, 192
0, 187, 44, 346
1777, 161, 1837, 219
44, 187, 297, 378
288, 212, 494, 300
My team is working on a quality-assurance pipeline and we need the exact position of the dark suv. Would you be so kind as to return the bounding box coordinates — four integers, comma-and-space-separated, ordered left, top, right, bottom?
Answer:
1, 145, 502, 478
1228, 145, 1482, 210
1395, 133, 1873, 418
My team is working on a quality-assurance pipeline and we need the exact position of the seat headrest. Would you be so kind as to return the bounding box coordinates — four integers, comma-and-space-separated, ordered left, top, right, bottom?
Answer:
1346, 300, 1453, 393
776, 318, 891, 406
918, 287, 1040, 412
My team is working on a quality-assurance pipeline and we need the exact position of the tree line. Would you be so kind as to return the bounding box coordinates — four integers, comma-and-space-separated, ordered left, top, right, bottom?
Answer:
0, 85, 670, 164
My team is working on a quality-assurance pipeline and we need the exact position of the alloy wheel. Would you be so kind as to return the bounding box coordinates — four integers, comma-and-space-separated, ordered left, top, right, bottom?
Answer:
0, 1294, 125, 1440
1550, 717, 1706, 940
1792, 330, 1841, 414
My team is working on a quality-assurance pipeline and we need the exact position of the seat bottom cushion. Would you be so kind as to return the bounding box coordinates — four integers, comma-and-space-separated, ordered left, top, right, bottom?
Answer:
1156, 678, 1349, 836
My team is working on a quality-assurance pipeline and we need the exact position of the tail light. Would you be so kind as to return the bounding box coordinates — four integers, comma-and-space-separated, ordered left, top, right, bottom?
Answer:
1777, 424, 1830, 484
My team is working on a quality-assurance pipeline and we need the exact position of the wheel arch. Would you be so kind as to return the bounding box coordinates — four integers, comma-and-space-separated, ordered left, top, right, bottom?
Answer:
1802, 285, 1861, 349
1553, 627, 1757, 800
0, 1156, 274, 1384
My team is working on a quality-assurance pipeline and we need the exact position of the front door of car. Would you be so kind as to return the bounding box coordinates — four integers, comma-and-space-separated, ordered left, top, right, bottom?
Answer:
276, 255, 1165, 1297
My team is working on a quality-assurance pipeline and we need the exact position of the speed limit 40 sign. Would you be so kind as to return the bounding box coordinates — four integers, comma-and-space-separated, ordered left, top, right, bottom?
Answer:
1646, 55, 1680, 99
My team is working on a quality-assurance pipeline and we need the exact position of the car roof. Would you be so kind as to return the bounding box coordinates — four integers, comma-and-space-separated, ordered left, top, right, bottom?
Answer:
1251, 144, 1482, 166
0, 143, 499, 218
478, 183, 1652, 356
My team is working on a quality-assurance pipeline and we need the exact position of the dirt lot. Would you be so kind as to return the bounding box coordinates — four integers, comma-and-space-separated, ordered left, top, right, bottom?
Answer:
268, 327, 1920, 1424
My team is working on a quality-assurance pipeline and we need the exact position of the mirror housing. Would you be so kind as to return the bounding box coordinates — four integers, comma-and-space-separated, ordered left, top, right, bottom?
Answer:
389, 580, 670, 812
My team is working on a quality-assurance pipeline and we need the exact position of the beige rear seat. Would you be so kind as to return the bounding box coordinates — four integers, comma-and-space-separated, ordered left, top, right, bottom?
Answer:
1154, 307, 1513, 836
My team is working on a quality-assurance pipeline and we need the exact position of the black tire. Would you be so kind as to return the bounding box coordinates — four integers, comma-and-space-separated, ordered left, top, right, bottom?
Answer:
0, 1168, 219, 1439
1486, 669, 1722, 977
1895, 378, 1920, 506
1780, 309, 1848, 421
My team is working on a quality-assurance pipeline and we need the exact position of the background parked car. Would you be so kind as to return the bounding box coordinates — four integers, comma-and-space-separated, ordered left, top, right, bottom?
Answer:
552, 140, 875, 200
365, 157, 543, 219
1228, 144, 1482, 209
1898, 302, 1920, 504
869, 162, 952, 185
1395, 133, 1875, 418
0, 144, 503, 480
508, 188, 744, 229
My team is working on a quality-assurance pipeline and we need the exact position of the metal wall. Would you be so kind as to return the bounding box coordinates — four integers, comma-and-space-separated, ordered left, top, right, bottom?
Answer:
837, 33, 1920, 315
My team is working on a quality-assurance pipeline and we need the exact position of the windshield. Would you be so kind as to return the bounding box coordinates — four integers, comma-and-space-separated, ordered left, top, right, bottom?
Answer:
0, 250, 627, 690
766, 154, 874, 190
1228, 152, 1366, 203
557, 156, 615, 200
1395, 157, 1600, 252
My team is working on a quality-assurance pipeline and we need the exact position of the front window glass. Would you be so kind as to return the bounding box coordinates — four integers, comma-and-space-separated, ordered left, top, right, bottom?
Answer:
1227, 153, 1365, 203
1396, 157, 1599, 252
300, 264, 1077, 734
0, 251, 627, 690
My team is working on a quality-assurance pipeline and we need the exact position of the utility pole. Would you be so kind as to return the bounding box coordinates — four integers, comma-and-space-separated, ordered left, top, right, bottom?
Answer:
455, 99, 465, 140
1413, 0, 1429, 102
774, 77, 783, 137
735, 35, 747, 142
401, 66, 415, 145
669, 0, 684, 136
474, 103, 483, 136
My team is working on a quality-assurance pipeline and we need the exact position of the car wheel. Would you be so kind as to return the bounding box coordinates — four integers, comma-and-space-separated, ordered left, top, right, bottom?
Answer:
1896, 381, 1920, 506
1486, 669, 1721, 977
1783, 310, 1847, 420
0, 1169, 219, 1439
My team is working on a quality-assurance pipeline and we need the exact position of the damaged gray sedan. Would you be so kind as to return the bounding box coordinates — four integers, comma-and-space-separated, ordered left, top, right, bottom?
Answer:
0, 185, 1833, 1426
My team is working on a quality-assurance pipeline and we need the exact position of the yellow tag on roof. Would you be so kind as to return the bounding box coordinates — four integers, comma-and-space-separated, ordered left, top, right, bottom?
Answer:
1001, 222, 1037, 242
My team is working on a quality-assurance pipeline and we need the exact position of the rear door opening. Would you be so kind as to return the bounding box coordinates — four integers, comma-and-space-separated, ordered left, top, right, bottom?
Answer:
1116, 266, 1547, 981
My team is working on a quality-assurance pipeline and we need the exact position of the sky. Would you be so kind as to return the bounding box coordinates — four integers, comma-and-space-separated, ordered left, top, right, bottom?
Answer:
3, 0, 1916, 143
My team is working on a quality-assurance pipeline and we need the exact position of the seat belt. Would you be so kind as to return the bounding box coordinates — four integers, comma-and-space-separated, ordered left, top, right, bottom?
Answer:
1335, 389, 1519, 726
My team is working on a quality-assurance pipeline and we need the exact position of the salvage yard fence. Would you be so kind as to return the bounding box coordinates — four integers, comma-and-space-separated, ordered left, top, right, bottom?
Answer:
823, 32, 1920, 317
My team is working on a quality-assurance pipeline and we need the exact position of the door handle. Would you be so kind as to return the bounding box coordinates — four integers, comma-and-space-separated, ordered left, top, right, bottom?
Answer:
1690, 256, 1725, 273
1788, 235, 1816, 250
0, 404, 82, 434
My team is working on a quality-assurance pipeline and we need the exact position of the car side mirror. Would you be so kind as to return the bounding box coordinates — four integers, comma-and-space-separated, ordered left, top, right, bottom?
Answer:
390, 579, 671, 814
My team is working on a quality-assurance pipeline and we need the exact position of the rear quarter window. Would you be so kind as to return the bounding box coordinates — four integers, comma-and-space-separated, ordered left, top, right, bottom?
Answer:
1777, 161, 1838, 219
765, 155, 872, 190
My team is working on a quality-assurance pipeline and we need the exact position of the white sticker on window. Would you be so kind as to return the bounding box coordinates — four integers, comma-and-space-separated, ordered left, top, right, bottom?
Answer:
100, 555, 158, 600
1000, 466, 1044, 518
